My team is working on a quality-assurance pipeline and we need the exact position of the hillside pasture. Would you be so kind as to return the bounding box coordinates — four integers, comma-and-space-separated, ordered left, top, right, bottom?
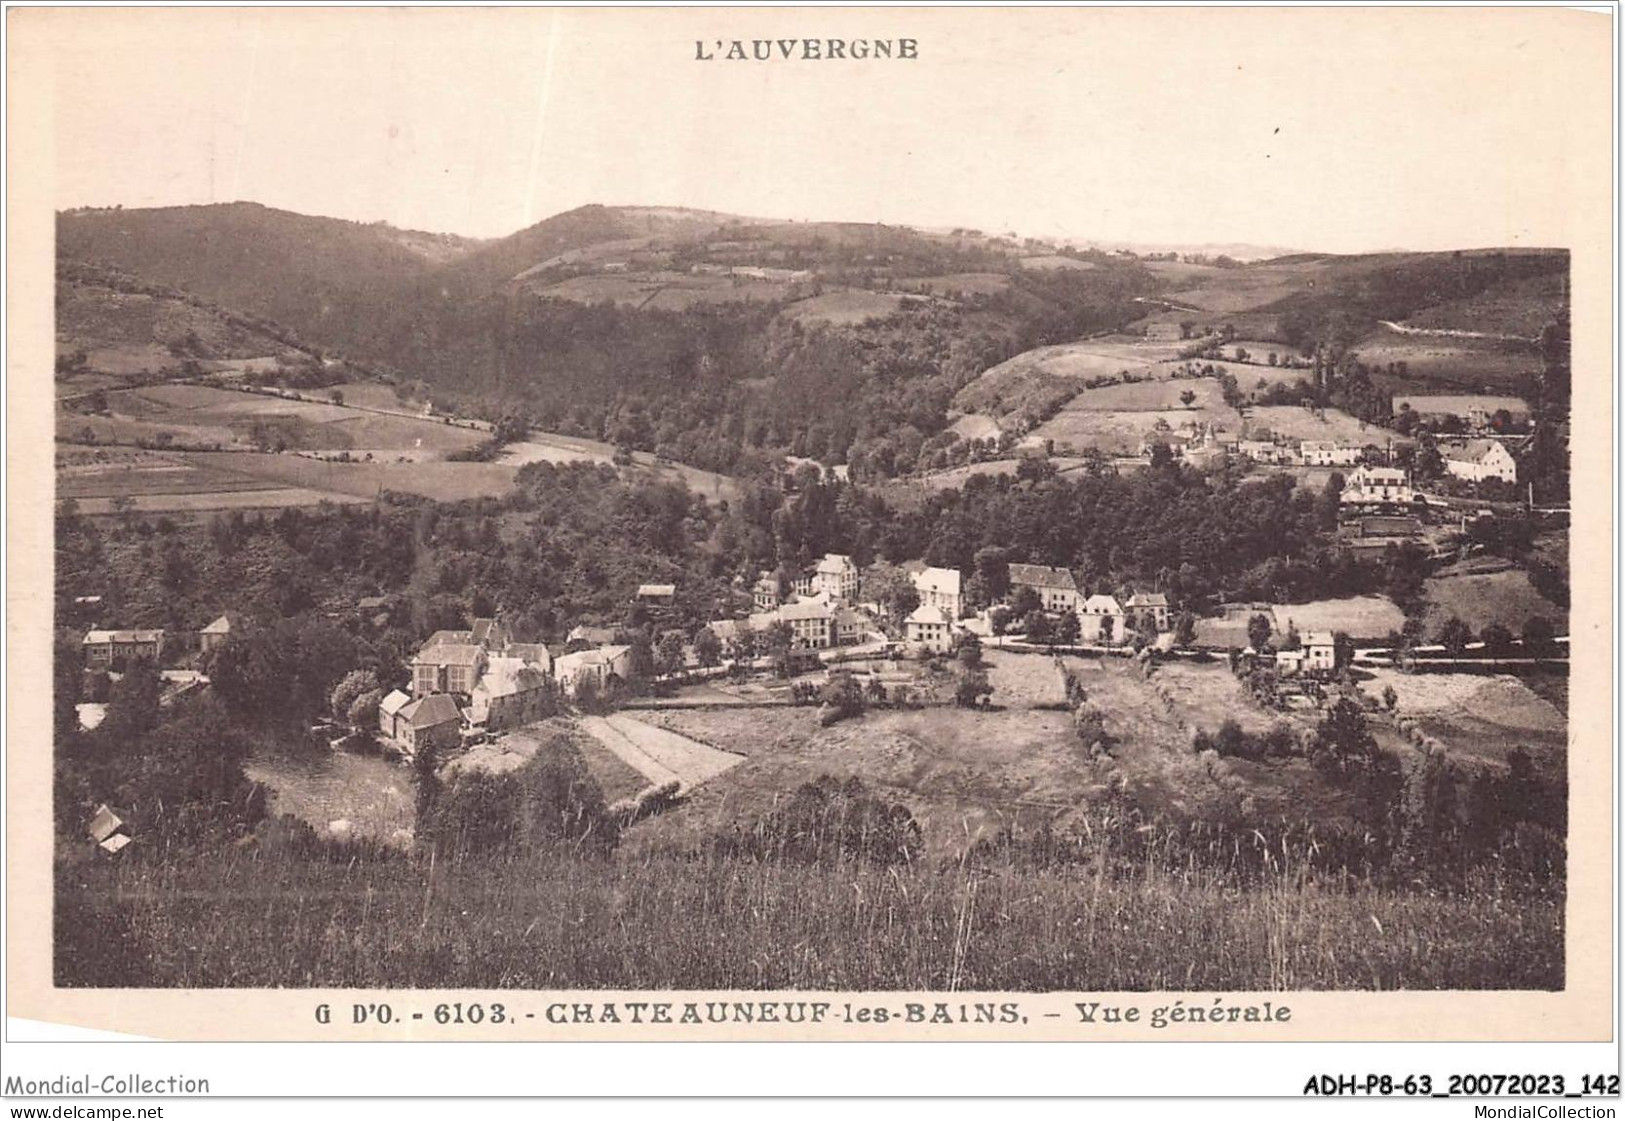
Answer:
1020, 255, 1098, 272
1355, 669, 1566, 772
625, 704, 1100, 860
1423, 567, 1565, 635
1172, 261, 1334, 313
1069, 659, 1353, 826
954, 337, 1189, 421
1032, 403, 1242, 456
1353, 330, 1541, 392
780, 289, 912, 326
894, 272, 1011, 296
1270, 596, 1406, 640
947, 412, 1003, 441
1398, 272, 1567, 339
1244, 405, 1386, 444
189, 451, 519, 504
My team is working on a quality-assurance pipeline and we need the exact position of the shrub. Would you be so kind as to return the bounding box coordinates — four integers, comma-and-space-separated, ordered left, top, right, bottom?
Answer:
711, 776, 922, 866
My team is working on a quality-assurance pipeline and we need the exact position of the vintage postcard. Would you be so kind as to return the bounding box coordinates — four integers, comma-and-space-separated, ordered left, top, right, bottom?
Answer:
4, 4, 1615, 1057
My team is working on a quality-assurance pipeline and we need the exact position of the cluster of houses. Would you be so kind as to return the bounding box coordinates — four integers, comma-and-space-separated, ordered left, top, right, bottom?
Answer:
731, 554, 876, 651
80, 614, 235, 668
377, 615, 640, 756
908, 563, 1174, 653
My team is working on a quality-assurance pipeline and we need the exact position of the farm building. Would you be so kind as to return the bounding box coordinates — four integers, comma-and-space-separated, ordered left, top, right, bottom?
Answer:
1393, 395, 1531, 431
82, 628, 166, 667
567, 624, 620, 647
1440, 439, 1518, 484
467, 657, 554, 731
1008, 564, 1080, 613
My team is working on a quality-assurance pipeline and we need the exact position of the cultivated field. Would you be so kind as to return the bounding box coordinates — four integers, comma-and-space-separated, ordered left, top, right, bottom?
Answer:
193, 452, 519, 504
1166, 261, 1334, 313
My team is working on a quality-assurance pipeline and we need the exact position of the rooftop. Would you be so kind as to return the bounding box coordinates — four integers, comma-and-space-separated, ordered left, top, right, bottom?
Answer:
1008, 563, 1078, 591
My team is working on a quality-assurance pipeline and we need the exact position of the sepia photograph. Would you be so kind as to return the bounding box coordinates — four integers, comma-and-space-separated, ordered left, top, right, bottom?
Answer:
5, 4, 1614, 1058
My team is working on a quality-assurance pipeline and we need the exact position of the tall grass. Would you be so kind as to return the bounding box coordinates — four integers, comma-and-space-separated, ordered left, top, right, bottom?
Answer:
55, 843, 1562, 991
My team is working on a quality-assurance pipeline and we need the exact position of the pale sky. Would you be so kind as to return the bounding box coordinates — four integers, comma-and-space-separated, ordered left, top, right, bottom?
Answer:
30, 6, 1612, 253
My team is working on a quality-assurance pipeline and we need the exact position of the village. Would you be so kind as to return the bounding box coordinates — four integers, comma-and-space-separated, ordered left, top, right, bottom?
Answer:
69, 378, 1565, 859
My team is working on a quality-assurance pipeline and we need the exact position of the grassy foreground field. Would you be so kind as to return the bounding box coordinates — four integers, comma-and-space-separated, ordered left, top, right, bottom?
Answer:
56, 847, 1562, 991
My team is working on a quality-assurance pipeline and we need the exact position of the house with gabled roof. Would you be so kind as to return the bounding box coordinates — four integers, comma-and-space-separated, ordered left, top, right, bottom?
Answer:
913, 566, 963, 619
467, 657, 554, 731
394, 693, 463, 755
554, 645, 632, 699
1008, 563, 1079, 613
814, 554, 860, 601
1126, 592, 1171, 633
82, 628, 165, 667
378, 689, 412, 742
198, 614, 235, 654
905, 605, 957, 654
1441, 439, 1518, 484
1302, 631, 1338, 673
777, 597, 835, 649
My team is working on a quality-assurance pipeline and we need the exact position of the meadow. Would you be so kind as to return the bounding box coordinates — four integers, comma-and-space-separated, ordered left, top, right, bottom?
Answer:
1423, 566, 1565, 635
56, 842, 1563, 991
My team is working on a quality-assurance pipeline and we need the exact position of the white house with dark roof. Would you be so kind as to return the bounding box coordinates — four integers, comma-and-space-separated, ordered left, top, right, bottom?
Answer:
1007, 563, 1079, 613
913, 566, 963, 619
